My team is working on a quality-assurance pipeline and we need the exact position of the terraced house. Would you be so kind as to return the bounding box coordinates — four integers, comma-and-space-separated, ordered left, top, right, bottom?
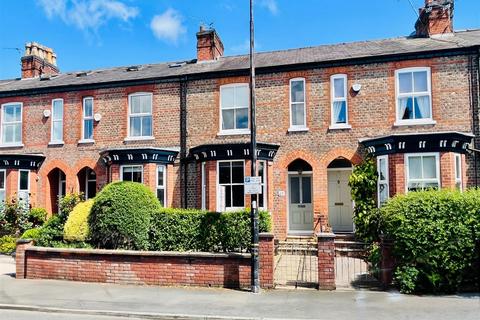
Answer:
0, 0, 478, 239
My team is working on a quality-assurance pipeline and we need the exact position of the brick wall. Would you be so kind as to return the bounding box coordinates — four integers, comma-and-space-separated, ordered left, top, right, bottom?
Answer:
16, 233, 275, 289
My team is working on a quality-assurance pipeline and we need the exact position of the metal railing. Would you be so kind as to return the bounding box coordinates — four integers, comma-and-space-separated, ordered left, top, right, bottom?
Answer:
274, 241, 318, 288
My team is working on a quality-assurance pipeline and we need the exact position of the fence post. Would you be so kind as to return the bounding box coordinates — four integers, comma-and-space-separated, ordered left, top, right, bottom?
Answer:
379, 235, 394, 288
317, 233, 336, 290
15, 239, 34, 279
259, 233, 274, 288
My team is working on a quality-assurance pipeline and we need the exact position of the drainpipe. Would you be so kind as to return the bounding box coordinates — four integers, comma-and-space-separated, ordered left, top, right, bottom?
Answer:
180, 77, 188, 208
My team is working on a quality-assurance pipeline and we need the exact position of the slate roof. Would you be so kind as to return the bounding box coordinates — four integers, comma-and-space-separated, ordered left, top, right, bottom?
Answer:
1, 29, 479, 95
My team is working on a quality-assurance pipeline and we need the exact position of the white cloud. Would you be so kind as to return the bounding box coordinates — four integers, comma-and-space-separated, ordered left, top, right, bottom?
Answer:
258, 0, 278, 15
37, 0, 139, 31
150, 9, 186, 44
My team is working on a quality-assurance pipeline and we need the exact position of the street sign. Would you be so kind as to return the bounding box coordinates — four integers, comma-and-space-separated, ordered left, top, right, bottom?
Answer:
244, 176, 262, 194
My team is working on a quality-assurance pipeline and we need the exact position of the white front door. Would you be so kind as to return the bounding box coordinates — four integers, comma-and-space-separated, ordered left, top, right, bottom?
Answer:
328, 170, 354, 232
288, 174, 313, 233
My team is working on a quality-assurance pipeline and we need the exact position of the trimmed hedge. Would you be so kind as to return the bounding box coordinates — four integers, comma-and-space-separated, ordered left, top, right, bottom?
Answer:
64, 199, 94, 242
0, 235, 16, 254
380, 189, 480, 293
149, 208, 271, 252
89, 182, 161, 250
21, 228, 42, 240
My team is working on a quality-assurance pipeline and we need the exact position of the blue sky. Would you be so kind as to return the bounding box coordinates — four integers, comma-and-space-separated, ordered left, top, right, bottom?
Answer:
0, 0, 479, 79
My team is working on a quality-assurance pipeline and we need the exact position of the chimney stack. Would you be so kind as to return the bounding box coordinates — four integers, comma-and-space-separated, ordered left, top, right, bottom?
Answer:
21, 42, 59, 79
415, 0, 454, 37
196, 26, 224, 62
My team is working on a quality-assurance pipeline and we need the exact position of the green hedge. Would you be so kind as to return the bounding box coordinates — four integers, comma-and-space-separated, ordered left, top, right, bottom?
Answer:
89, 182, 161, 250
380, 189, 480, 293
64, 199, 94, 242
149, 208, 271, 252
0, 235, 16, 254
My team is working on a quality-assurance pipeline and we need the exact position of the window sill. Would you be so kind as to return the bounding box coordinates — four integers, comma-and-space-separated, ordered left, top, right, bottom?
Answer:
48, 141, 64, 146
217, 130, 250, 136
288, 127, 309, 133
329, 124, 352, 130
394, 120, 436, 127
78, 139, 95, 144
0, 143, 24, 148
124, 136, 155, 142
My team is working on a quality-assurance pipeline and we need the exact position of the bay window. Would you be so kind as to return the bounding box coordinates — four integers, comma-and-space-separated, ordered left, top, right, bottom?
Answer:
455, 154, 462, 191
218, 160, 245, 211
1, 102, 22, 145
0, 169, 5, 206
377, 155, 389, 206
405, 153, 440, 191
220, 84, 249, 133
51, 99, 64, 143
330, 74, 349, 128
396, 68, 433, 124
289, 78, 306, 130
258, 161, 267, 210
128, 93, 153, 138
121, 165, 143, 183
156, 165, 166, 206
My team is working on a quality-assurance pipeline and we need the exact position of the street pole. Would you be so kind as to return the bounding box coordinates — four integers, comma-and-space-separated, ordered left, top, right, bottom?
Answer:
249, 0, 260, 294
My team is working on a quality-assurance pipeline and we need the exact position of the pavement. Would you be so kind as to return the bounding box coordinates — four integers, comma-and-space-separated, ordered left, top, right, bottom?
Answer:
1, 254, 479, 320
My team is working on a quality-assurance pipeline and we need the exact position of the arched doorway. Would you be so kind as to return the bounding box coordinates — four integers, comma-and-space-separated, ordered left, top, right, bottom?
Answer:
327, 158, 354, 232
287, 159, 313, 234
47, 168, 66, 214
77, 167, 96, 199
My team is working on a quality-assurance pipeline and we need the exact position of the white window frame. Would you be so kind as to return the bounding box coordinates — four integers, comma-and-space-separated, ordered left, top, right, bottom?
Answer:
217, 160, 245, 211
330, 74, 351, 129
80, 97, 94, 143
404, 152, 440, 192
120, 165, 144, 183
156, 164, 167, 206
58, 170, 66, 200
0, 169, 6, 206
258, 160, 268, 210
201, 162, 206, 210
17, 169, 30, 205
377, 155, 389, 207
394, 67, 435, 126
0, 102, 23, 147
454, 154, 462, 191
50, 98, 64, 144
288, 78, 308, 132
126, 92, 154, 140
218, 83, 250, 135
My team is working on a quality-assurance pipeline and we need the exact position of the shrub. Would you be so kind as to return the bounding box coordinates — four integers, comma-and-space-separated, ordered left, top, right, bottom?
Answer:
89, 182, 161, 250
20, 228, 42, 240
36, 215, 64, 247
380, 189, 480, 294
0, 198, 32, 237
348, 158, 379, 243
29, 208, 48, 227
0, 235, 16, 254
64, 199, 94, 242
149, 208, 271, 252
58, 193, 83, 224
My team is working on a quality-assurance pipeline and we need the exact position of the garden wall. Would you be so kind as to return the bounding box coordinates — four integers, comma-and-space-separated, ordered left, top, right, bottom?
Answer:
16, 233, 274, 289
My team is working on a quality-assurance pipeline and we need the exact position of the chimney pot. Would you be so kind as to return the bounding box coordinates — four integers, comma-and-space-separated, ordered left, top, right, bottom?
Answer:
196, 27, 224, 62
21, 41, 59, 79
415, 0, 454, 37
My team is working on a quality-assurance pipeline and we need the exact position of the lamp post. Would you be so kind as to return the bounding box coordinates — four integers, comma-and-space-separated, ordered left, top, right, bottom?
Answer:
249, 0, 260, 294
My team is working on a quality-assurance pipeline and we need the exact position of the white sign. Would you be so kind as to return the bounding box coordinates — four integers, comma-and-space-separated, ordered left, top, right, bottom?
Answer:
244, 176, 262, 194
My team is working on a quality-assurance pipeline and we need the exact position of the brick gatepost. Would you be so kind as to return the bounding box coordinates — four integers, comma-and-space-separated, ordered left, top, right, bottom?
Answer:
259, 233, 275, 288
15, 239, 34, 279
317, 233, 336, 290
379, 235, 395, 288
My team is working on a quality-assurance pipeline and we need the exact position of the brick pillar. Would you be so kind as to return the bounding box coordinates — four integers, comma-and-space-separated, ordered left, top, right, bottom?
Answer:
379, 235, 395, 288
317, 233, 336, 290
259, 233, 274, 289
15, 239, 34, 279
